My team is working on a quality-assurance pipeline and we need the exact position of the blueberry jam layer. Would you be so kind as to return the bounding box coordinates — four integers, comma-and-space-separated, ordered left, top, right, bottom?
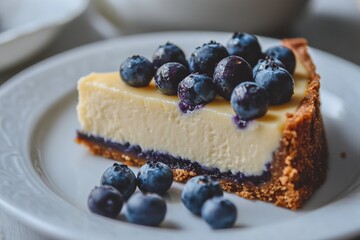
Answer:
77, 132, 271, 185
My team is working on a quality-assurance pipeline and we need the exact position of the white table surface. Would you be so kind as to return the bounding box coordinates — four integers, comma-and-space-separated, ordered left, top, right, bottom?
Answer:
0, 0, 359, 239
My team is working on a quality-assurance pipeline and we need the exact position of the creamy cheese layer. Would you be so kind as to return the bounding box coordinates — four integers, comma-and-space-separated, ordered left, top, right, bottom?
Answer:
77, 60, 309, 175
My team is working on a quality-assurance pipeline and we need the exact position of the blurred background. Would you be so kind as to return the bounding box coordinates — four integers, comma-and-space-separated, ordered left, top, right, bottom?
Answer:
0, 0, 359, 238
0, 0, 359, 86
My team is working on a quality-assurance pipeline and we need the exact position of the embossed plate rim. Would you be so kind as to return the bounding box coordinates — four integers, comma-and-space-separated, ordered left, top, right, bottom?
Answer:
0, 32, 360, 239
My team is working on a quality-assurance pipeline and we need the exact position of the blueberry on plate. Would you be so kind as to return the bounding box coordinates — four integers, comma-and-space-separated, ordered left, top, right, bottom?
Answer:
152, 42, 188, 71
181, 175, 223, 215
252, 56, 285, 77
137, 161, 173, 195
231, 82, 269, 121
119, 55, 154, 87
101, 163, 137, 200
178, 73, 216, 112
125, 192, 167, 226
265, 46, 296, 75
88, 185, 123, 218
155, 62, 189, 95
226, 32, 263, 67
201, 197, 237, 229
213, 55, 253, 100
189, 41, 229, 77
254, 61, 294, 105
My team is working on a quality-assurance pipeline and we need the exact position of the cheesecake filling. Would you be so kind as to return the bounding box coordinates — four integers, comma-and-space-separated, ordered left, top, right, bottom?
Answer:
77, 59, 308, 176
77, 132, 272, 184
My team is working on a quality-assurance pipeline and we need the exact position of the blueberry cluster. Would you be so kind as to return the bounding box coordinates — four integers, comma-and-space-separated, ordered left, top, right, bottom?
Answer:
88, 162, 173, 226
119, 32, 296, 121
88, 162, 237, 229
181, 175, 237, 229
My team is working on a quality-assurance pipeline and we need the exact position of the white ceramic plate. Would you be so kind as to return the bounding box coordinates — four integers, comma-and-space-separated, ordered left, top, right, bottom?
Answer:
0, 32, 360, 240
0, 0, 88, 71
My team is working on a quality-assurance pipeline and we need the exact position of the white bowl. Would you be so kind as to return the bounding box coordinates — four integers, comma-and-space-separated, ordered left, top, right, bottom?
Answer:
0, 0, 88, 71
94, 0, 309, 34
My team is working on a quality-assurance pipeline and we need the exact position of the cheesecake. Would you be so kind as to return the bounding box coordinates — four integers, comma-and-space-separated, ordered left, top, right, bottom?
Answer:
76, 38, 327, 209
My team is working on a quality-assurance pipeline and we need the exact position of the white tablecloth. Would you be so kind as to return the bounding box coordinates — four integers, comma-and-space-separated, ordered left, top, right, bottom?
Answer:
0, 0, 359, 239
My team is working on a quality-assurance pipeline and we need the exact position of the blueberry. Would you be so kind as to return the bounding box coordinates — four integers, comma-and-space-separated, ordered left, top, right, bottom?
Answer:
126, 192, 166, 226
189, 41, 229, 77
155, 62, 189, 95
178, 74, 216, 112
152, 42, 188, 71
88, 185, 123, 218
254, 62, 294, 105
100, 163, 137, 200
181, 175, 223, 215
119, 55, 154, 87
137, 161, 173, 195
213, 55, 253, 100
226, 32, 263, 67
231, 82, 269, 121
253, 56, 285, 77
201, 197, 237, 229
265, 46, 296, 75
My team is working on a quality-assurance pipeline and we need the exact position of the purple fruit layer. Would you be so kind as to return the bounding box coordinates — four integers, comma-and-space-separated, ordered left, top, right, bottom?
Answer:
77, 131, 271, 185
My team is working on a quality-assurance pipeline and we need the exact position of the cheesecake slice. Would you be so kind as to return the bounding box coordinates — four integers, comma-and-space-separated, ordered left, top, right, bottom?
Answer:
76, 38, 327, 209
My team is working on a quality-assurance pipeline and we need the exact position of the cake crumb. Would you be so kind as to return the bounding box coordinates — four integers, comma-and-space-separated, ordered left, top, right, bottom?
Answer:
340, 151, 347, 159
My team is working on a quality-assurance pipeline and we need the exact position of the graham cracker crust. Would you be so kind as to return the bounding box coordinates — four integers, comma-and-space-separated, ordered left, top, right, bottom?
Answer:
76, 38, 328, 210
